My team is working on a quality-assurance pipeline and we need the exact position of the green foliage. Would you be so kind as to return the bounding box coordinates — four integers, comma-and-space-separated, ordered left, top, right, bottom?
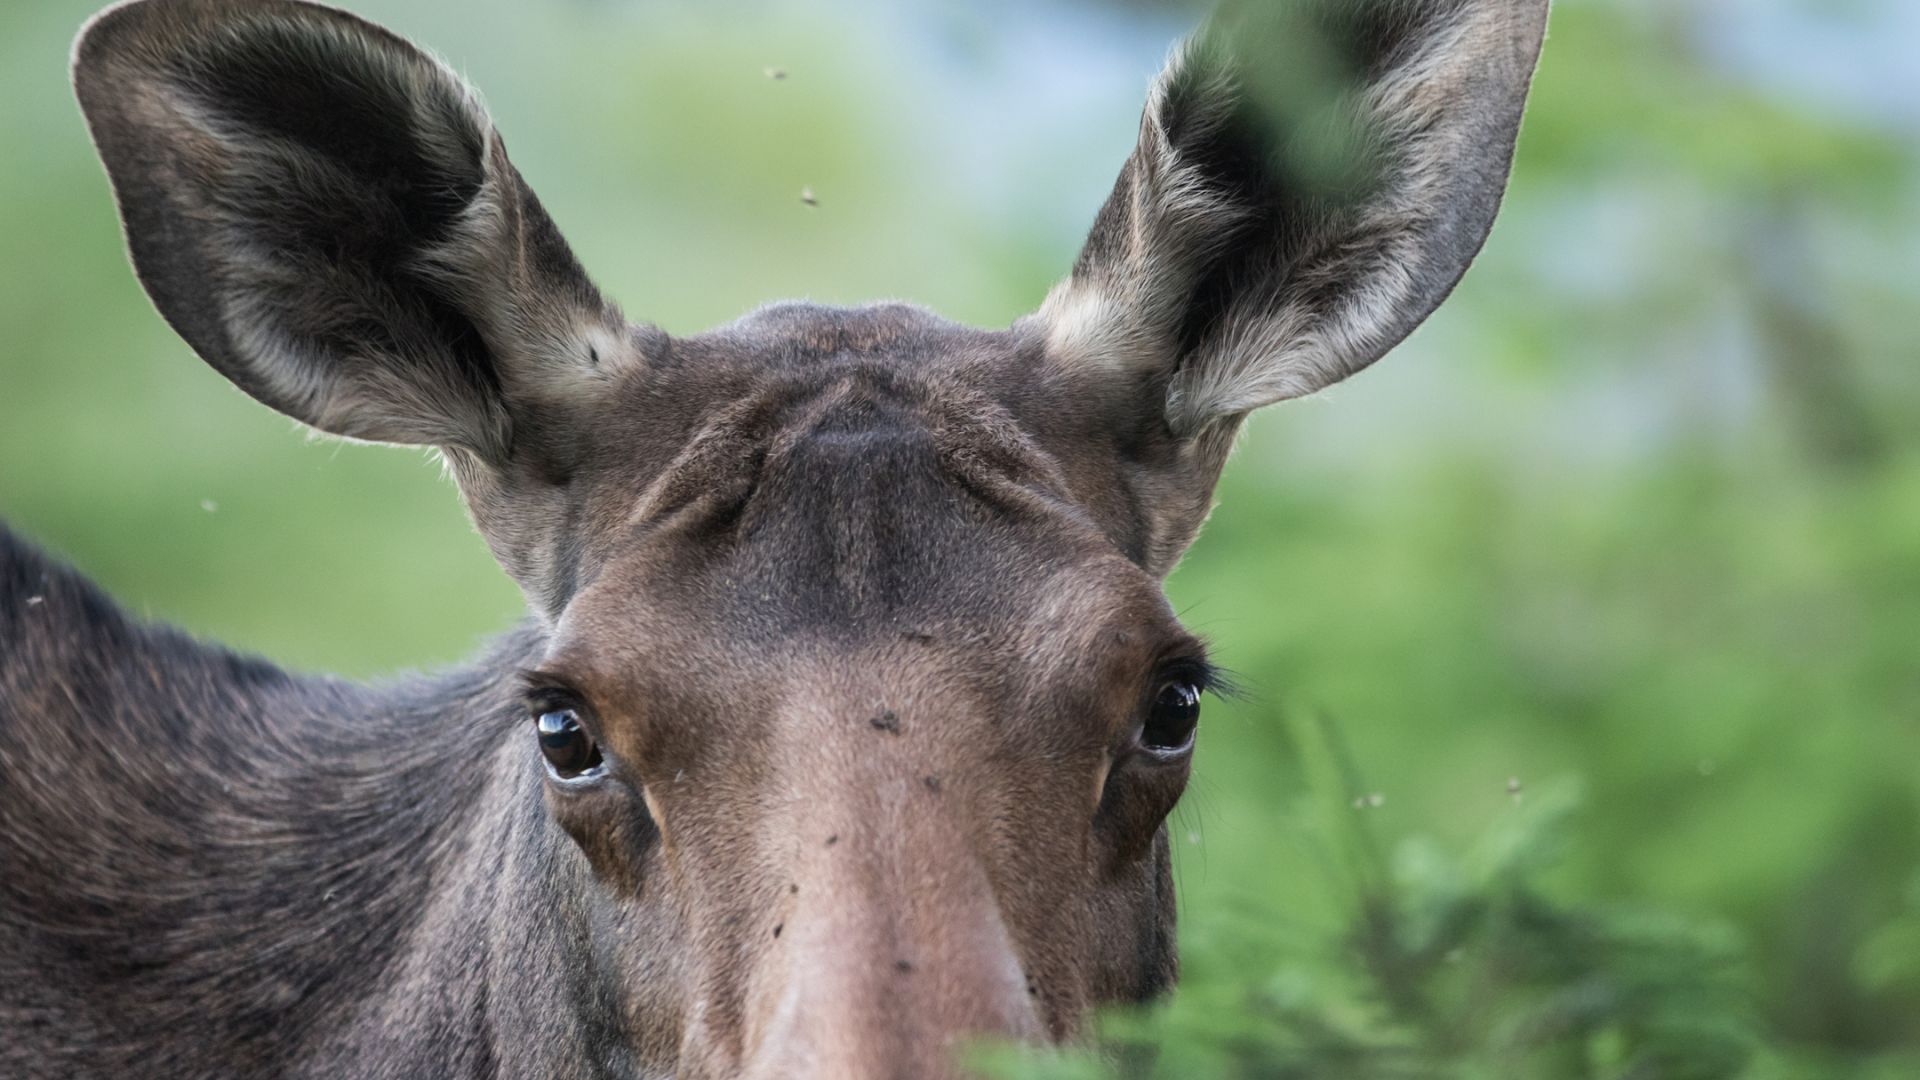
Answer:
977, 717, 1764, 1080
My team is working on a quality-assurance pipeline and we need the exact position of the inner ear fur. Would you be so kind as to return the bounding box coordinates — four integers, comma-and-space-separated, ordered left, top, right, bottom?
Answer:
1039, 0, 1550, 439
72, 0, 626, 464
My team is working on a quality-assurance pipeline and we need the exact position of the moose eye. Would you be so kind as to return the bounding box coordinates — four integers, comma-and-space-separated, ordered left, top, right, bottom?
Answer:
1141, 681, 1201, 756
535, 708, 603, 778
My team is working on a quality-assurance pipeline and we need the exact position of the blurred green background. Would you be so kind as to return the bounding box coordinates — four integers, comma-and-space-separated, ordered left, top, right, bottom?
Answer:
3, 0, 1916, 1074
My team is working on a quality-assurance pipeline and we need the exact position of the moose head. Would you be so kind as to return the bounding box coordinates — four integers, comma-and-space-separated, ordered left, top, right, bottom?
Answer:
60, 0, 1548, 1074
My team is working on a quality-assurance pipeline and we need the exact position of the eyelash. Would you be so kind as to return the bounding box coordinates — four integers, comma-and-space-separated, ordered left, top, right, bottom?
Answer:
1159, 656, 1225, 697
521, 679, 586, 718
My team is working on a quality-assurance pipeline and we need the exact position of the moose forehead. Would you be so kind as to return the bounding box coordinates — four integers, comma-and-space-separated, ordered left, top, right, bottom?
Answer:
539, 303, 1190, 701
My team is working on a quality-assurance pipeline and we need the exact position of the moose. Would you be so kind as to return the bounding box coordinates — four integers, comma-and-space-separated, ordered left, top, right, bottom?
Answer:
0, 0, 1547, 1075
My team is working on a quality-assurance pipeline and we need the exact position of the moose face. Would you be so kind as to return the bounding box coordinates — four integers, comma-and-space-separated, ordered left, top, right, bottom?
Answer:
511, 304, 1212, 1073
71, 0, 1546, 1074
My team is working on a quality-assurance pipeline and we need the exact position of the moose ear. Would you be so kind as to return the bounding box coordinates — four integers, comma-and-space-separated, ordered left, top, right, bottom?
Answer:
1039, 0, 1548, 438
72, 0, 627, 465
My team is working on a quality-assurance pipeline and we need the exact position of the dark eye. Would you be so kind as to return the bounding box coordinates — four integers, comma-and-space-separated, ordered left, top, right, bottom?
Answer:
535, 708, 604, 778
1141, 681, 1201, 756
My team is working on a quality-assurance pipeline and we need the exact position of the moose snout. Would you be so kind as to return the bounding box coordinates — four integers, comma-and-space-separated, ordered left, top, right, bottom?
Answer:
740, 886, 1043, 1079
729, 769, 1049, 1078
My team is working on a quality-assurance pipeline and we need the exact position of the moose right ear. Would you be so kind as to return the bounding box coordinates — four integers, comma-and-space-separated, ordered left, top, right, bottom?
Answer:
72, 0, 631, 466
1039, 0, 1548, 438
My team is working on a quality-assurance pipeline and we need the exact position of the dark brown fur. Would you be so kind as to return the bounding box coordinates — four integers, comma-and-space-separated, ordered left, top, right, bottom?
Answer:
2, 0, 1547, 1076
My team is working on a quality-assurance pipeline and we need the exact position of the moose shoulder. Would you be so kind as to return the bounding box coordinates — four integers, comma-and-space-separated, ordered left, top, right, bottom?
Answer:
0, 0, 1548, 1076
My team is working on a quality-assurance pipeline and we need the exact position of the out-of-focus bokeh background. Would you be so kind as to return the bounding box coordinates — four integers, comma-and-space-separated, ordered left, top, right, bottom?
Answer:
4, 0, 1917, 1074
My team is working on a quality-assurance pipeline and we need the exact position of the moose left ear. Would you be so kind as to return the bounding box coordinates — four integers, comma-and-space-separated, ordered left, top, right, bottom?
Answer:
71, 0, 628, 467
1038, 0, 1549, 439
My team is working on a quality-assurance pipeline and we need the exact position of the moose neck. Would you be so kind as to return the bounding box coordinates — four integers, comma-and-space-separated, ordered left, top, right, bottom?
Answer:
0, 533, 669, 1076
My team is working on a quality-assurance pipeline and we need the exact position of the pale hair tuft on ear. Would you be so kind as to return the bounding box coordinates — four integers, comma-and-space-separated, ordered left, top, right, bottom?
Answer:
1037, 41, 1251, 379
